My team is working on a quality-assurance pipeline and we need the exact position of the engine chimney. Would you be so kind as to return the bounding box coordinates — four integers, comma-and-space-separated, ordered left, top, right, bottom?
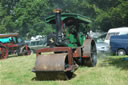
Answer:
53, 9, 63, 43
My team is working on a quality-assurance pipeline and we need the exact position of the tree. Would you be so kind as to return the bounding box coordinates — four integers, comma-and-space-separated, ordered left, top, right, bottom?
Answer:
0, 0, 128, 37
12, 0, 54, 37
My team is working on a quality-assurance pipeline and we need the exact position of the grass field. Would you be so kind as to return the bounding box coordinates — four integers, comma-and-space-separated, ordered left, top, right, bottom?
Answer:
0, 54, 128, 85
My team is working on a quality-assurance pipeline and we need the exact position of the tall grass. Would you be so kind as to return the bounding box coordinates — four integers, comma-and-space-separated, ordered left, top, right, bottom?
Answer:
0, 54, 128, 85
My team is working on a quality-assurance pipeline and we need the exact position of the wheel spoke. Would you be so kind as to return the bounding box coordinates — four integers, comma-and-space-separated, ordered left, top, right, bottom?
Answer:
0, 46, 8, 59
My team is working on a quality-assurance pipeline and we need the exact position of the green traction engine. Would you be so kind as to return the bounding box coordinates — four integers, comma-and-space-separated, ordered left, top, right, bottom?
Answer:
32, 9, 97, 80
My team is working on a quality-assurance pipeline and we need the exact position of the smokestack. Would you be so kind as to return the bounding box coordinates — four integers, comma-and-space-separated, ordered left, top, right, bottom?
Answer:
53, 9, 62, 34
53, 9, 62, 43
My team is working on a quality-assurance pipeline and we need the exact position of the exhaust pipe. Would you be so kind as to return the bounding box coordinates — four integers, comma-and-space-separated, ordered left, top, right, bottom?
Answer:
53, 9, 63, 44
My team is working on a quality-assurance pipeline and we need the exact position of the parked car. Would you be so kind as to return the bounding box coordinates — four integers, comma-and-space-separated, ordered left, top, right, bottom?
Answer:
94, 33, 110, 54
105, 27, 128, 44
96, 42, 110, 54
110, 34, 128, 56
25, 38, 47, 54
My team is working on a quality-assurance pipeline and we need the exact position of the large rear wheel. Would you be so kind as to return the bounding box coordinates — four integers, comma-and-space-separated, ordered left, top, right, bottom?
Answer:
82, 39, 97, 67
0, 45, 8, 59
84, 45, 97, 67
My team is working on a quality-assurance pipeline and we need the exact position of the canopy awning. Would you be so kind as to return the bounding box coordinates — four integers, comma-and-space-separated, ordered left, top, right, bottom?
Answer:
45, 13, 91, 26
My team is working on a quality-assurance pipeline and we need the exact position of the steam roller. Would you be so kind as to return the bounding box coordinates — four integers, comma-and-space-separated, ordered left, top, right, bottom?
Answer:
32, 9, 97, 80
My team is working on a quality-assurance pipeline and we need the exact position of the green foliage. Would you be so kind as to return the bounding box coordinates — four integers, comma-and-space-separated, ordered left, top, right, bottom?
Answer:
0, 25, 6, 33
87, 0, 128, 31
0, 0, 128, 38
0, 0, 54, 37
109, 1, 128, 27
13, 0, 53, 37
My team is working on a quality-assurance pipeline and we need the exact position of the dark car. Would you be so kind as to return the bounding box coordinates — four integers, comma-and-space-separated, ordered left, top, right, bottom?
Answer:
110, 34, 128, 56
25, 38, 47, 54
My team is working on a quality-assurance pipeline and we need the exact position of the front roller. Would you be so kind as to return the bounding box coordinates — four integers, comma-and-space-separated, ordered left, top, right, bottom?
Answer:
32, 47, 78, 80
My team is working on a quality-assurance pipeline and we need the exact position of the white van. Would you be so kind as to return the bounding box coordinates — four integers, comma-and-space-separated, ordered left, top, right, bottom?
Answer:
104, 27, 128, 44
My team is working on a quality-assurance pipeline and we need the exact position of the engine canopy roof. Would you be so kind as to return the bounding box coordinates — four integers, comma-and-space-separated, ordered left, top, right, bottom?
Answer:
45, 13, 91, 26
